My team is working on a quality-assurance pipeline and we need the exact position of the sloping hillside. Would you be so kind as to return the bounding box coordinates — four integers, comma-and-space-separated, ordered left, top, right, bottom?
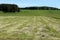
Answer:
0, 10, 60, 40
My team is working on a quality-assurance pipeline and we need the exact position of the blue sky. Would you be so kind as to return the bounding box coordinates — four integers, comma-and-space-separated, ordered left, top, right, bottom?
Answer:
0, 0, 60, 8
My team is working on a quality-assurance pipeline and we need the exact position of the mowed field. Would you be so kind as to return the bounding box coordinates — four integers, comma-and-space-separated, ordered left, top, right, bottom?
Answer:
0, 10, 60, 40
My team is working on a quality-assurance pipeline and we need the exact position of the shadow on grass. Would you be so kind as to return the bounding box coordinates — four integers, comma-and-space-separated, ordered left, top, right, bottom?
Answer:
52, 17, 60, 19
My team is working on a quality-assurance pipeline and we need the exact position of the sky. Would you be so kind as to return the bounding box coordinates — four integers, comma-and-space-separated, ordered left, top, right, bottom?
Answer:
0, 0, 60, 8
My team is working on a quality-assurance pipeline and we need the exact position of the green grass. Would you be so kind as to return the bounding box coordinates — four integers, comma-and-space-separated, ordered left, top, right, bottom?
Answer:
0, 10, 60, 16
0, 10, 60, 20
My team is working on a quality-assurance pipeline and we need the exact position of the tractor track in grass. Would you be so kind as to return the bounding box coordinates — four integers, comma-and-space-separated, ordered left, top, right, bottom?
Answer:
11, 16, 37, 35
7, 17, 33, 33
0, 16, 60, 40
0, 16, 33, 33
40, 16, 60, 32
32, 16, 60, 40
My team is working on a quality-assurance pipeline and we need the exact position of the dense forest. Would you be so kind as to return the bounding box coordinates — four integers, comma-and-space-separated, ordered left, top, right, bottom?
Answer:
0, 4, 20, 12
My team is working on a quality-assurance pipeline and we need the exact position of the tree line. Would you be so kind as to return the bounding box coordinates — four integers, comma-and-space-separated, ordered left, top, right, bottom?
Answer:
0, 4, 60, 12
20, 6, 60, 10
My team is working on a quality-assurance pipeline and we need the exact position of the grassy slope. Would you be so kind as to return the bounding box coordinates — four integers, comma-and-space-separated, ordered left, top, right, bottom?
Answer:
0, 10, 60, 15
0, 10, 60, 19
0, 10, 60, 40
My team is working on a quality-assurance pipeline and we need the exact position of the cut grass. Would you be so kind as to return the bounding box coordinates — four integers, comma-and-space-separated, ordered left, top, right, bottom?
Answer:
0, 10, 60, 40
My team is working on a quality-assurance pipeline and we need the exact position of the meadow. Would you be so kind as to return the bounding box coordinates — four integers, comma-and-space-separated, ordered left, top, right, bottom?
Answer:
0, 10, 60, 40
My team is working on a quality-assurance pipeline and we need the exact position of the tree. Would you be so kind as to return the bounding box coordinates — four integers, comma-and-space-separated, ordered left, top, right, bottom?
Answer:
0, 4, 20, 12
